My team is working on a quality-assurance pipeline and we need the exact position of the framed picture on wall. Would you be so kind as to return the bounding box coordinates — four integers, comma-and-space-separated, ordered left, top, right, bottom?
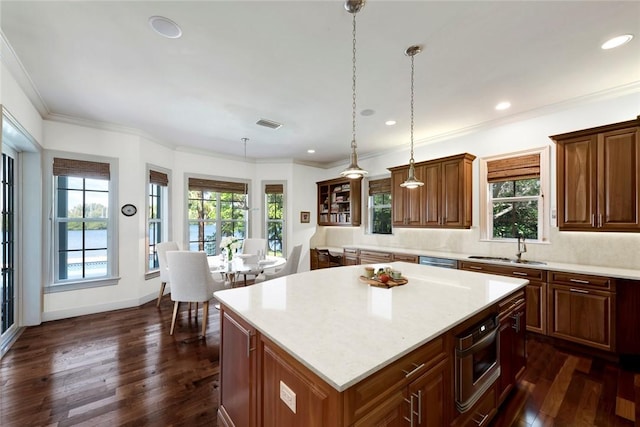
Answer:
300, 211, 310, 223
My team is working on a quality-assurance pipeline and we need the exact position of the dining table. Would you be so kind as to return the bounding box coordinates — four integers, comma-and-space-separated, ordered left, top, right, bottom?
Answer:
208, 254, 286, 287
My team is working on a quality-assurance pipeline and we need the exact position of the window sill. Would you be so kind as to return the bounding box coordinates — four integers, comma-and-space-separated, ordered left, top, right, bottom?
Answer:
145, 270, 160, 280
45, 277, 121, 293
479, 238, 551, 245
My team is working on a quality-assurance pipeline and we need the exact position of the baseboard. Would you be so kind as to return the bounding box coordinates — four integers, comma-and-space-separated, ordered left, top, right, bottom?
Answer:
42, 291, 159, 322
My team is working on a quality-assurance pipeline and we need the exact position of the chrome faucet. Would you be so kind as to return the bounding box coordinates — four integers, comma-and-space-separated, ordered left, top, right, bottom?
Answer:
516, 233, 527, 261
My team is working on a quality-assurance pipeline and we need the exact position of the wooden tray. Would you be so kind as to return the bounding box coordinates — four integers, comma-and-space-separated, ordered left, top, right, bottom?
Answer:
359, 275, 408, 288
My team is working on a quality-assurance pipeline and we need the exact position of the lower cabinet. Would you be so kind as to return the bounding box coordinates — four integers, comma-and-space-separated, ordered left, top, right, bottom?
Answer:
497, 291, 526, 405
548, 271, 616, 352
343, 247, 359, 266
218, 309, 257, 427
450, 385, 497, 427
359, 249, 393, 265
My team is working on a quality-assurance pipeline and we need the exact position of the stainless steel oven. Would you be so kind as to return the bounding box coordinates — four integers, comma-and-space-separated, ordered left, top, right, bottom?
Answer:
455, 314, 500, 413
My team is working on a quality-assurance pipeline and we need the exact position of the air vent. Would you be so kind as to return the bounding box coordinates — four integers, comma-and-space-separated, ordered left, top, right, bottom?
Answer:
256, 118, 283, 130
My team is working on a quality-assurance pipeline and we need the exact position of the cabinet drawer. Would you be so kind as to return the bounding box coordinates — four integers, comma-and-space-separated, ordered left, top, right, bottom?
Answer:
392, 253, 419, 263
460, 261, 547, 282
550, 271, 613, 290
344, 336, 446, 423
498, 289, 525, 316
343, 247, 358, 255
359, 250, 392, 262
454, 384, 496, 427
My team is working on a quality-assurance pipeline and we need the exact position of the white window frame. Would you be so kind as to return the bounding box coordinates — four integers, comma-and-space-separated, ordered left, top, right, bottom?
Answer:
45, 150, 119, 293
479, 146, 550, 243
263, 180, 286, 257
145, 164, 171, 278
368, 192, 392, 235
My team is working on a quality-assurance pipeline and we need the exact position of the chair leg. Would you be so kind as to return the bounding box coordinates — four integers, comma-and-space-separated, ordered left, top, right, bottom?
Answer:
156, 282, 167, 307
201, 301, 209, 337
170, 301, 180, 335
195, 302, 199, 320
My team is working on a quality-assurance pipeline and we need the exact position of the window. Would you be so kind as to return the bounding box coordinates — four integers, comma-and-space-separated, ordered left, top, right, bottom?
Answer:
147, 168, 169, 272
368, 178, 392, 234
52, 156, 117, 287
265, 183, 284, 257
481, 148, 549, 242
187, 177, 247, 255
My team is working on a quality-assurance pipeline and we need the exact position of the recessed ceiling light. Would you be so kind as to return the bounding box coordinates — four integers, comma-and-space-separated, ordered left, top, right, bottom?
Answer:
385, 120, 397, 126
360, 109, 375, 116
307, 149, 316, 154
148, 16, 182, 39
601, 34, 633, 50
495, 101, 511, 111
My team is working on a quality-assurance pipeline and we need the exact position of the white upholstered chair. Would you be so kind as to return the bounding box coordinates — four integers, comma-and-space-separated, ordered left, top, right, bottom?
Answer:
242, 238, 267, 257
156, 241, 179, 307
166, 251, 226, 337
254, 244, 303, 283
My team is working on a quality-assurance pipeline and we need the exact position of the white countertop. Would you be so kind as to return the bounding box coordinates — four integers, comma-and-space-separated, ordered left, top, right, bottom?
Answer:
318, 245, 640, 280
214, 262, 527, 392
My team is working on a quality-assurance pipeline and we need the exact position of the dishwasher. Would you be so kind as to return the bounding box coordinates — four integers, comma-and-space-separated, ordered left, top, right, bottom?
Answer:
419, 255, 458, 269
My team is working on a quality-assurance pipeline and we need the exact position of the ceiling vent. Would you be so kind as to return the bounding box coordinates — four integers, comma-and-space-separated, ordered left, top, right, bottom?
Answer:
256, 118, 283, 130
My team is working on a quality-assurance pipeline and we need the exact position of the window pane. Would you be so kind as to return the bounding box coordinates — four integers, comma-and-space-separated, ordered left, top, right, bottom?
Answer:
515, 179, 540, 196
188, 200, 202, 220
373, 207, 392, 234
85, 249, 107, 278
203, 223, 217, 255
491, 181, 515, 198
59, 176, 84, 190
59, 222, 83, 250
85, 224, 107, 249
85, 191, 108, 218
57, 189, 83, 218
493, 200, 538, 239
84, 178, 108, 192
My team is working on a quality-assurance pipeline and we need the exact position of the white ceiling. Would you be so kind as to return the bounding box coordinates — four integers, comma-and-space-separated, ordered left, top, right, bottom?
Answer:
1, 1, 639, 166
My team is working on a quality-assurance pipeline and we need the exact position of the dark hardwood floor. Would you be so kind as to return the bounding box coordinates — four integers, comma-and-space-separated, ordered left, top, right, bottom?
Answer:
1, 298, 638, 426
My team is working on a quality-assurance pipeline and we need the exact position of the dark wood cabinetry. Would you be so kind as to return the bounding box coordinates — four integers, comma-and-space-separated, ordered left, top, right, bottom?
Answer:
552, 117, 640, 232
219, 309, 257, 427
389, 153, 475, 229
548, 271, 616, 352
316, 177, 362, 226
497, 290, 526, 405
459, 261, 547, 334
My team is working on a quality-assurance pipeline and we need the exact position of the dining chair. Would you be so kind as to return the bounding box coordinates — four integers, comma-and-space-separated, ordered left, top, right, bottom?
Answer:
254, 244, 302, 283
156, 241, 179, 307
242, 238, 267, 257
166, 251, 227, 337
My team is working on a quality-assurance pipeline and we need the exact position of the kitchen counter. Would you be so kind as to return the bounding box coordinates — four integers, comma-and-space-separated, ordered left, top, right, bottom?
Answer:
332, 244, 640, 280
214, 261, 527, 392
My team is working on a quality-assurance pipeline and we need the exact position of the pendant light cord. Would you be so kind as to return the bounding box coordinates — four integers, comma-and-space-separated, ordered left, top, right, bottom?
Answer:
351, 13, 357, 150
409, 53, 415, 165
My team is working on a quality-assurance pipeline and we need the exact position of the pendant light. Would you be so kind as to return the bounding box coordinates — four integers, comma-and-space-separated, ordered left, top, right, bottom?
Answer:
400, 45, 424, 189
240, 137, 250, 211
340, 0, 368, 179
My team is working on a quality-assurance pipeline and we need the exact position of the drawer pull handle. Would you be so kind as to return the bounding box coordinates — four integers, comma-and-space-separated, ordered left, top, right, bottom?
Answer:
569, 278, 590, 284
512, 271, 528, 276
472, 412, 489, 426
402, 362, 425, 378
469, 266, 483, 270
570, 288, 589, 294
403, 396, 414, 427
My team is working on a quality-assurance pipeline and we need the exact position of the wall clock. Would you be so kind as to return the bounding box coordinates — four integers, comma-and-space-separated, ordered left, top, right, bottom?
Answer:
121, 204, 137, 217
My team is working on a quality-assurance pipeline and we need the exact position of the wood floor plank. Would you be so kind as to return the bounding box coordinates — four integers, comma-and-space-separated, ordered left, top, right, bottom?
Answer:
540, 355, 579, 417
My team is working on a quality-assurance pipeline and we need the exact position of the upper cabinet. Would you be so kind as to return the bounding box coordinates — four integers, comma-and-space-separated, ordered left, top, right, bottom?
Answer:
389, 153, 476, 229
552, 117, 640, 232
316, 177, 362, 226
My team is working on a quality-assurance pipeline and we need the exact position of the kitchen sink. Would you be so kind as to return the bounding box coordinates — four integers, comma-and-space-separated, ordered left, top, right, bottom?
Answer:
468, 255, 546, 265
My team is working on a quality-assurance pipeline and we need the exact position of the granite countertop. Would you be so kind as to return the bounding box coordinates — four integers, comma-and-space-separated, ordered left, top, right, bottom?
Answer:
214, 262, 527, 392
314, 244, 640, 281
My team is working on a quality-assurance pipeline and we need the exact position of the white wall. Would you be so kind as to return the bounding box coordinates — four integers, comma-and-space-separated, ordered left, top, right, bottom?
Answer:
316, 91, 640, 270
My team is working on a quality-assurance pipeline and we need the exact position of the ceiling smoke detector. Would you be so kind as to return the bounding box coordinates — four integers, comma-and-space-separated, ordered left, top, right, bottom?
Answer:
256, 118, 283, 130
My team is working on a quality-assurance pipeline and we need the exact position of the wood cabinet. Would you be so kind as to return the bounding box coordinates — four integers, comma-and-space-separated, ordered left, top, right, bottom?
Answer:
358, 249, 392, 265
316, 177, 362, 226
497, 290, 526, 405
450, 384, 496, 427
219, 309, 258, 427
342, 247, 359, 266
548, 271, 616, 352
392, 252, 419, 263
459, 261, 547, 334
389, 153, 475, 229
552, 117, 640, 232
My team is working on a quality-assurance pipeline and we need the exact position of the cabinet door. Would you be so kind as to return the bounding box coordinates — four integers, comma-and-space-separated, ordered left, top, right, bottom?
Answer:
557, 135, 597, 230
391, 167, 423, 226
525, 282, 546, 334
598, 127, 640, 230
423, 162, 441, 227
549, 285, 614, 351
498, 313, 514, 405
409, 358, 448, 427
441, 158, 465, 227
352, 389, 407, 427
219, 310, 256, 427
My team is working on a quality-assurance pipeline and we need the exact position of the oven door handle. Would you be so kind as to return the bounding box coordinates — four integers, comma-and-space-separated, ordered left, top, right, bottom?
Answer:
456, 328, 498, 358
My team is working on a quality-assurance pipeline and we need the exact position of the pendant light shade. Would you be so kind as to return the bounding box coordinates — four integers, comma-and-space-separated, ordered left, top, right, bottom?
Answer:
400, 45, 424, 189
340, 0, 368, 179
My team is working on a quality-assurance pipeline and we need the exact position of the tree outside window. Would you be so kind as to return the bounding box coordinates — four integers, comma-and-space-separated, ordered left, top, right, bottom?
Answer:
265, 183, 284, 257
368, 178, 392, 235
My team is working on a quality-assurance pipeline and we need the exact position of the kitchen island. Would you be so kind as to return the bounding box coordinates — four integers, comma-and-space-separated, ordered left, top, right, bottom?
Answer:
215, 261, 528, 427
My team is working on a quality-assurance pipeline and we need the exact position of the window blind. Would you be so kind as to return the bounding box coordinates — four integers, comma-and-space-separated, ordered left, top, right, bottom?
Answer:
53, 157, 110, 180
149, 170, 169, 186
368, 178, 391, 195
487, 153, 540, 182
265, 184, 284, 194
188, 177, 246, 194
